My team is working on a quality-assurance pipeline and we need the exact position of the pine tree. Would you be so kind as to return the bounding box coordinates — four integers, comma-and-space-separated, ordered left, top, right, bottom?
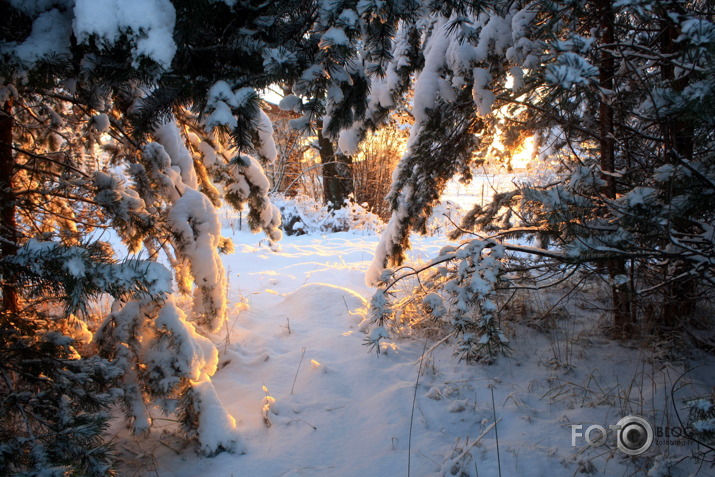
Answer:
1, 0, 435, 464
273, 1, 422, 210
362, 0, 715, 355
0, 0, 324, 465
0, 239, 174, 475
488, 0, 715, 332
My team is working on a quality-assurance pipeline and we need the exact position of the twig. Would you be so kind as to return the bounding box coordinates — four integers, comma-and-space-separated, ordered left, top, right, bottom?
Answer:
408, 338, 429, 477
282, 161, 356, 195
290, 347, 306, 395
491, 386, 502, 477
157, 439, 181, 455
289, 419, 317, 430
671, 365, 715, 453
461, 418, 502, 457
413, 332, 456, 365
342, 296, 350, 312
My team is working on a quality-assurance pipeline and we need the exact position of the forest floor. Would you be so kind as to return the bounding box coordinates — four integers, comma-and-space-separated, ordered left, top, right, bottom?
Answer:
113, 220, 715, 477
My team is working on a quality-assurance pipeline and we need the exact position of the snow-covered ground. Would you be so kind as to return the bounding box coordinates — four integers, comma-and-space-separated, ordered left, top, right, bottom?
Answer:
114, 223, 715, 477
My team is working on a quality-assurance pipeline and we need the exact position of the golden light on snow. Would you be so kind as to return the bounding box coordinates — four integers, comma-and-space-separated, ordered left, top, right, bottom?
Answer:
488, 133, 537, 170
510, 136, 536, 170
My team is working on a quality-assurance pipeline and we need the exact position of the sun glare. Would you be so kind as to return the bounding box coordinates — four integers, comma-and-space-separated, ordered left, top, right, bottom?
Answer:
488, 131, 537, 170
511, 136, 536, 170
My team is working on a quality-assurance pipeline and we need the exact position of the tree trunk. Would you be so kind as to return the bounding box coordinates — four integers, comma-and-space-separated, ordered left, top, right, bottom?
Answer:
597, 0, 633, 335
658, 1, 696, 327
0, 99, 19, 314
317, 127, 353, 210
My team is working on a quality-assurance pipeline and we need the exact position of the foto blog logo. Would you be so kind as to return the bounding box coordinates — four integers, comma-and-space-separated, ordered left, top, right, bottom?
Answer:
571, 416, 654, 455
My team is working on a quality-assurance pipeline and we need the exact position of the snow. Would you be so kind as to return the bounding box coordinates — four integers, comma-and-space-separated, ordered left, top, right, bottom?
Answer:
92, 113, 111, 132
288, 115, 311, 132
262, 47, 298, 76
191, 377, 243, 456
198, 140, 218, 167
142, 142, 185, 200
320, 27, 350, 47
545, 52, 599, 89
168, 189, 228, 332
690, 398, 713, 412
621, 186, 657, 207
204, 82, 257, 130
474, 14, 512, 62
692, 418, 715, 433
153, 299, 219, 381
334, 30, 406, 155
63, 254, 86, 278
273, 195, 383, 236
366, 192, 409, 286
226, 154, 282, 243
256, 110, 278, 163
508, 65, 525, 92
411, 17, 451, 127
8, 0, 71, 16
678, 18, 715, 46
299, 64, 323, 83
206, 100, 237, 130
278, 94, 303, 112
111, 217, 714, 477
472, 67, 496, 117
11, 239, 174, 299
13, 9, 72, 64
155, 120, 199, 189
337, 8, 359, 28
511, 7, 537, 42
337, 127, 362, 156
73, 0, 177, 68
